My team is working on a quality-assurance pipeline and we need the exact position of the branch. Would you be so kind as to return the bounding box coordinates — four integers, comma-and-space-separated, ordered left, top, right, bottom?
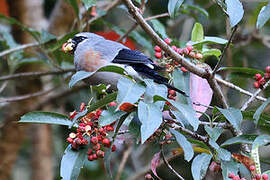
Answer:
241, 80, 270, 111
115, 146, 133, 180
0, 68, 75, 81
216, 77, 266, 102
160, 144, 184, 180
0, 42, 39, 57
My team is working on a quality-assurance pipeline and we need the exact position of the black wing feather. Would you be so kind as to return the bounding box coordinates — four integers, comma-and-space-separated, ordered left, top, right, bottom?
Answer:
113, 49, 153, 64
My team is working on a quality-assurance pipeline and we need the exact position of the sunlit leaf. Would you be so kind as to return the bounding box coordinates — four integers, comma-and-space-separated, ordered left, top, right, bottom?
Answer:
221, 160, 239, 180
150, 19, 167, 39
256, 3, 270, 29
253, 98, 270, 125
221, 134, 258, 147
191, 23, 204, 42
69, 71, 94, 88
225, 0, 244, 27
204, 126, 223, 141
99, 106, 126, 126
217, 107, 242, 131
168, 0, 184, 18
191, 153, 212, 180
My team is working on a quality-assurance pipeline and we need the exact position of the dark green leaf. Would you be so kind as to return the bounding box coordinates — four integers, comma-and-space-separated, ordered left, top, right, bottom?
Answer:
202, 48, 221, 58
117, 77, 145, 106
217, 107, 242, 131
138, 102, 162, 143
99, 107, 126, 126
252, 135, 270, 149
191, 153, 212, 180
40, 29, 56, 44
60, 145, 87, 180
150, 19, 167, 39
242, 111, 270, 130
171, 129, 194, 161
256, 3, 270, 29
184, 4, 209, 18
254, 98, 270, 125
221, 160, 239, 180
69, 71, 94, 88
221, 134, 258, 147
129, 31, 153, 50
191, 23, 204, 42
217, 67, 264, 76
47, 31, 78, 52
168, 0, 184, 18
81, 0, 96, 10
88, 92, 117, 112
225, 0, 244, 27
19, 111, 72, 126
204, 126, 223, 141
209, 139, 231, 161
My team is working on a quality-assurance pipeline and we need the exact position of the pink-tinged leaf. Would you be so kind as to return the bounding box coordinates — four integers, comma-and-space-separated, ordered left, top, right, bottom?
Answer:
151, 152, 162, 180
190, 73, 213, 118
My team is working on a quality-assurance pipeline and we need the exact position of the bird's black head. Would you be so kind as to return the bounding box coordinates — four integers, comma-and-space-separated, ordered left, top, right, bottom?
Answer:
62, 35, 88, 53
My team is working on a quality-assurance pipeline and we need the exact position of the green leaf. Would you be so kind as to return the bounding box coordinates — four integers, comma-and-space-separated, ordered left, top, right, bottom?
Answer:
204, 126, 223, 141
191, 23, 204, 42
99, 107, 126, 126
184, 5, 209, 18
225, 0, 244, 27
217, 107, 242, 131
168, 0, 184, 18
19, 112, 72, 126
242, 111, 270, 130
88, 92, 117, 112
172, 69, 190, 104
138, 102, 163, 144
252, 135, 270, 149
40, 29, 56, 44
191, 153, 212, 180
169, 100, 199, 130
81, 0, 96, 10
256, 3, 270, 29
69, 71, 94, 88
190, 36, 228, 46
170, 129, 194, 161
209, 139, 231, 161
221, 160, 239, 180
150, 19, 168, 39
221, 134, 258, 147
47, 31, 78, 52
117, 77, 145, 107
202, 48, 221, 58
254, 98, 270, 125
60, 145, 87, 180
217, 67, 264, 76
129, 31, 153, 50
66, 0, 79, 16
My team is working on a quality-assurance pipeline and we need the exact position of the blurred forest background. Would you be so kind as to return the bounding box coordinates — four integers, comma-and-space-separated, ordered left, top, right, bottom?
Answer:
0, 0, 270, 180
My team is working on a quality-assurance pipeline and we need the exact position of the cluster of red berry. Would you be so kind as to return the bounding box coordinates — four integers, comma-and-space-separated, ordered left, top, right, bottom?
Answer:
66, 102, 117, 161
253, 66, 270, 89
228, 165, 268, 180
154, 38, 203, 63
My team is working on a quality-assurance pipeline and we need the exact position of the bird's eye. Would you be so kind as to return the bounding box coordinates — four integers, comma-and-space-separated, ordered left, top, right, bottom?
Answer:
67, 39, 72, 43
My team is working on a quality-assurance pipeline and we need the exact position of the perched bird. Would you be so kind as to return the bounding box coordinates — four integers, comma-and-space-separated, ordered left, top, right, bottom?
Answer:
62, 32, 187, 96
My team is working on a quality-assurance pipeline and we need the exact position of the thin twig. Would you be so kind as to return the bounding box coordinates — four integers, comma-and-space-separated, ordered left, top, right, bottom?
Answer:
213, 26, 238, 74
160, 144, 184, 180
216, 77, 266, 102
241, 80, 270, 111
0, 81, 8, 93
0, 68, 75, 81
115, 146, 133, 180
0, 42, 39, 57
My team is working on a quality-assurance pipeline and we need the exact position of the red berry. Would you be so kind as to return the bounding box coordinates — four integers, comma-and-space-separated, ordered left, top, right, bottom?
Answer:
169, 90, 176, 95
178, 48, 184, 55
91, 136, 99, 144
174, 61, 180, 66
258, 78, 266, 85
155, 52, 162, 59
249, 165, 255, 171
87, 149, 93, 155
186, 45, 193, 51
254, 81, 260, 88
92, 153, 98, 160
66, 137, 73, 143
164, 38, 172, 44
171, 45, 177, 51
88, 155, 94, 161
145, 173, 152, 179
262, 174, 269, 180
181, 67, 188, 72
71, 143, 78, 150
195, 53, 203, 59
75, 138, 82, 145
80, 102, 85, 112
154, 45, 161, 52
96, 109, 102, 116
189, 51, 196, 58
183, 48, 190, 55
109, 101, 117, 106
96, 150, 104, 158
69, 110, 77, 119
266, 66, 270, 73
255, 73, 263, 81
264, 73, 270, 79
233, 176, 240, 180
93, 143, 101, 151
255, 174, 261, 180
106, 126, 114, 132
228, 172, 235, 179
102, 138, 111, 147
240, 178, 246, 180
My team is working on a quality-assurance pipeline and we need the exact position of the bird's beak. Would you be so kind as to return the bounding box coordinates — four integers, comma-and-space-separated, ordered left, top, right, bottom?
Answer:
62, 39, 74, 53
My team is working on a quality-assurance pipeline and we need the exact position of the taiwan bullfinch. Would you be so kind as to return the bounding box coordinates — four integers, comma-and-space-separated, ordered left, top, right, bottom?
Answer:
62, 32, 187, 96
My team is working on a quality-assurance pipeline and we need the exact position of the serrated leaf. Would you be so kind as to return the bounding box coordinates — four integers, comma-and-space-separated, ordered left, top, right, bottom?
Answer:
117, 77, 145, 107
171, 129, 194, 161
217, 107, 242, 131
221, 134, 258, 147
151, 152, 161, 180
169, 100, 199, 130
225, 0, 244, 27
221, 160, 239, 180
60, 145, 87, 180
254, 98, 270, 125
150, 19, 168, 39
191, 23, 204, 42
168, 0, 184, 18
69, 71, 94, 88
204, 126, 223, 141
256, 3, 270, 29
81, 0, 96, 10
191, 153, 212, 180
99, 107, 126, 126
138, 102, 162, 144
19, 112, 72, 126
